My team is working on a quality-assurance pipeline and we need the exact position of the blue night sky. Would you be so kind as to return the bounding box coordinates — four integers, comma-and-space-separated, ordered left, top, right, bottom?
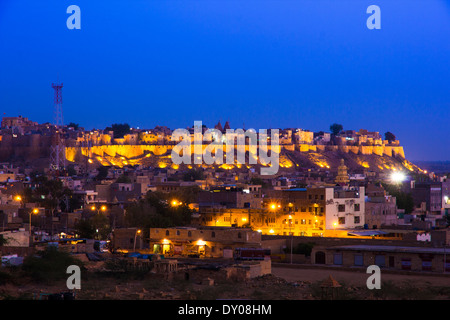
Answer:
0, 0, 449, 161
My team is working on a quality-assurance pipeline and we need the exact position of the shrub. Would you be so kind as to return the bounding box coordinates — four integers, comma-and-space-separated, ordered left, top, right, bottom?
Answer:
292, 242, 315, 256
21, 246, 84, 283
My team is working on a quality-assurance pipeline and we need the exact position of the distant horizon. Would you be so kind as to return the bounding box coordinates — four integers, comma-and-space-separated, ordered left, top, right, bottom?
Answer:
3, 112, 449, 164
1, 0, 449, 161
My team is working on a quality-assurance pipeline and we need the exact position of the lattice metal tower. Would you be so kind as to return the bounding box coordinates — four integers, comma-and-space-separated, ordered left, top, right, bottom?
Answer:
50, 82, 66, 171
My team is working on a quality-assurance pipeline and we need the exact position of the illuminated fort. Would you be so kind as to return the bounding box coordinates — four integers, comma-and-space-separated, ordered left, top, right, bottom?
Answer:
0, 117, 423, 174
64, 125, 420, 174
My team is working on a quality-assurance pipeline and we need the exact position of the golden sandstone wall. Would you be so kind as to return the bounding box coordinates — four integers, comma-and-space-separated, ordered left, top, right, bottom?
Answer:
65, 143, 405, 164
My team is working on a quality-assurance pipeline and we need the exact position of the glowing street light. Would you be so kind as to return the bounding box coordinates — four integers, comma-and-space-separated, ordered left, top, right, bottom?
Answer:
171, 200, 182, 207
196, 239, 206, 246
29, 208, 40, 246
91, 204, 107, 214
14, 195, 22, 202
134, 229, 142, 251
391, 171, 406, 183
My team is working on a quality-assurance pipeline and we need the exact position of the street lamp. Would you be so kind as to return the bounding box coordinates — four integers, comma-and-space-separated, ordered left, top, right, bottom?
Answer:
90, 205, 108, 240
29, 208, 39, 246
391, 172, 406, 184
91, 204, 107, 214
134, 229, 142, 251
288, 217, 293, 264
171, 200, 182, 207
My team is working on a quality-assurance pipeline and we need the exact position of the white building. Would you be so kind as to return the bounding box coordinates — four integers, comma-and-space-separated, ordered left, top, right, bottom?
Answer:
325, 187, 365, 230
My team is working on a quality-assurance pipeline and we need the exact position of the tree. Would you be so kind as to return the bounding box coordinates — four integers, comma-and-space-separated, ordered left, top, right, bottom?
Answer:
385, 132, 396, 143
382, 183, 415, 214
183, 169, 204, 181
250, 177, 269, 188
95, 166, 110, 180
124, 191, 193, 239
330, 123, 343, 135
291, 242, 315, 256
105, 123, 131, 139
91, 214, 111, 240
25, 175, 73, 213
66, 164, 77, 176
0, 234, 7, 246
116, 174, 131, 183
74, 219, 96, 239
67, 122, 79, 130
74, 214, 111, 240
22, 246, 84, 283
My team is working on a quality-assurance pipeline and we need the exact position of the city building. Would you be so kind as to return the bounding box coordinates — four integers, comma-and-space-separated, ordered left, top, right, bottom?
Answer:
148, 226, 262, 258
364, 184, 398, 229
312, 244, 450, 273
199, 186, 365, 237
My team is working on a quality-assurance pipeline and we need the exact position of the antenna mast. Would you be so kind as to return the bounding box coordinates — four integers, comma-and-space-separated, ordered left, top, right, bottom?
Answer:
50, 82, 66, 172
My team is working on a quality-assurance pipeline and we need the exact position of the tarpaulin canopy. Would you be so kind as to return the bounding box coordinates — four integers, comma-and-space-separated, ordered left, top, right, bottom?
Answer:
347, 230, 389, 237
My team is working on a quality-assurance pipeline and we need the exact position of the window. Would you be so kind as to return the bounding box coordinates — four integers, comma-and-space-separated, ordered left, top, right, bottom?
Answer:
238, 232, 242, 239
165, 230, 170, 236
401, 258, 411, 270
375, 255, 385, 267
188, 231, 192, 237
211, 232, 215, 238
445, 259, 450, 272
338, 204, 345, 212
354, 203, 360, 211
333, 253, 343, 265
338, 217, 345, 225
320, 195, 324, 200
301, 219, 306, 224
301, 207, 306, 212
176, 230, 180, 236
354, 216, 360, 224
422, 258, 432, 271
354, 254, 364, 266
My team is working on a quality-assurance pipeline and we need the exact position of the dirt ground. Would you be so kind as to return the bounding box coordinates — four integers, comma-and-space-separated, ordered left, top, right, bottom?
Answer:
3, 258, 450, 300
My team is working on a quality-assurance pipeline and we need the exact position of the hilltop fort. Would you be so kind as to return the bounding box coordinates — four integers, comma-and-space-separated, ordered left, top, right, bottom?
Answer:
0, 117, 422, 175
